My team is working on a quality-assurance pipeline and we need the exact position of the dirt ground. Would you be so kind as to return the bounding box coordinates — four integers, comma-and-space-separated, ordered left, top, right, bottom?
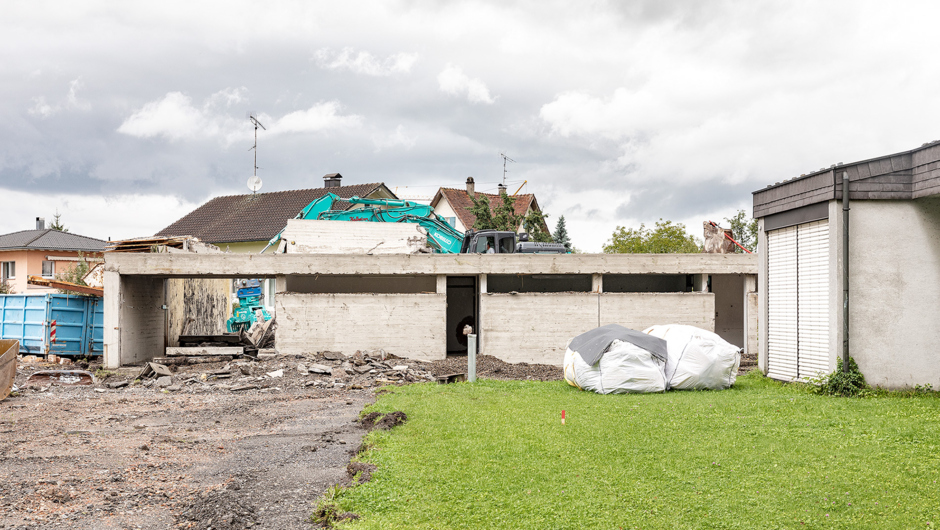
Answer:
0, 352, 561, 530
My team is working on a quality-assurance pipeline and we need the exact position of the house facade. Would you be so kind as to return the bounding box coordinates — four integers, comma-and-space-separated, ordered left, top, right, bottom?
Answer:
753, 140, 940, 389
0, 218, 106, 294
430, 177, 550, 234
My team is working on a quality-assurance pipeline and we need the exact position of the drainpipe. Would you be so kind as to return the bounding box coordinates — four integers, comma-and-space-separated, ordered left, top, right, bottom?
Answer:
842, 172, 850, 371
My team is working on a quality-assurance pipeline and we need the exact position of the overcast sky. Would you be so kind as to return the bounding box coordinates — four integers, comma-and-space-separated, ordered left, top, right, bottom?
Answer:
3, 0, 940, 251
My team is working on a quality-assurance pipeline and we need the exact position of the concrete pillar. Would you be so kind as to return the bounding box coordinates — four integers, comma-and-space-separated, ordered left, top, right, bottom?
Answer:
436, 274, 447, 294
744, 274, 758, 356
693, 274, 709, 292
275, 275, 287, 293
478, 274, 486, 353
592, 273, 603, 293
103, 271, 121, 369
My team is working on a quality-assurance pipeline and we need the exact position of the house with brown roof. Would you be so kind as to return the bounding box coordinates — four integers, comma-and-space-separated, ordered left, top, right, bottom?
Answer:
156, 174, 398, 253
0, 218, 106, 294
430, 177, 550, 234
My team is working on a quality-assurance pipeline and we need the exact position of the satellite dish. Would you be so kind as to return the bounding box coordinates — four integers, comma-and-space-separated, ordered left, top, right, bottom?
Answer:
247, 175, 263, 193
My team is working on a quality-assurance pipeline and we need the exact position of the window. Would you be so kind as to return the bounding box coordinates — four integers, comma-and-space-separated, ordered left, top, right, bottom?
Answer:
1, 261, 14, 281
445, 217, 456, 227
41, 260, 54, 278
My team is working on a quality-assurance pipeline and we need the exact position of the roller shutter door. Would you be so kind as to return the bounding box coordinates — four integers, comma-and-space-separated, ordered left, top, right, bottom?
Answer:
767, 225, 798, 380
796, 220, 830, 378
766, 220, 830, 381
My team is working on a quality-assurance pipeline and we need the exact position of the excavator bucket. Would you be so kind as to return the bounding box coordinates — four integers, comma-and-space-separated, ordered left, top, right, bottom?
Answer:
0, 339, 18, 401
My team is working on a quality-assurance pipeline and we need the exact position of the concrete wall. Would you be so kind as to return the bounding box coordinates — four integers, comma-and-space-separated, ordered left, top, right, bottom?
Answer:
480, 293, 598, 365
276, 292, 446, 361
166, 278, 231, 346
105, 252, 758, 277
480, 292, 715, 366
846, 198, 940, 389
281, 219, 428, 255
599, 293, 715, 331
103, 274, 165, 368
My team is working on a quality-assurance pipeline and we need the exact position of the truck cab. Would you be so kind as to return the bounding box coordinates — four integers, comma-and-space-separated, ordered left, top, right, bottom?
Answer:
461, 230, 567, 254
461, 230, 517, 253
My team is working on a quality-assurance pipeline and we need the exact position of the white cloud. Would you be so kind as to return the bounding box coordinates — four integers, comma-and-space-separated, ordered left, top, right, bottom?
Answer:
117, 91, 210, 141
117, 90, 360, 142
27, 77, 90, 118
437, 65, 495, 104
269, 101, 362, 134
372, 124, 416, 152
28, 96, 55, 118
0, 188, 200, 241
314, 47, 418, 76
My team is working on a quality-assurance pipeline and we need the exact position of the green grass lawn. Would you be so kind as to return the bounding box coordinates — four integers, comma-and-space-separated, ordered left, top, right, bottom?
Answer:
336, 372, 940, 529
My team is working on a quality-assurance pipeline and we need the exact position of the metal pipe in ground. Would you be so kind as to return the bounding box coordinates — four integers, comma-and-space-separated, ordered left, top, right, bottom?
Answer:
468, 334, 477, 382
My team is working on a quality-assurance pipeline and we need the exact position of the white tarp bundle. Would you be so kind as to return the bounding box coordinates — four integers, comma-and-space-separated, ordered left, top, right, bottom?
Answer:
563, 324, 668, 394
644, 324, 741, 390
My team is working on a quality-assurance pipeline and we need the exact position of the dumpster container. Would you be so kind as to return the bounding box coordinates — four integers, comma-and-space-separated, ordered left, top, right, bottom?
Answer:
0, 294, 103, 356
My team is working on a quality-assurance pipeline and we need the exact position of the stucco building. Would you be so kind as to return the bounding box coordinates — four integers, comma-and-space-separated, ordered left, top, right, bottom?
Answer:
0, 218, 105, 294
753, 140, 940, 389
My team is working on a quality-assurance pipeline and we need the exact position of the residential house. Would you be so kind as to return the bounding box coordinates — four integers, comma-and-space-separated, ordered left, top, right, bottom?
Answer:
0, 218, 106, 294
430, 177, 550, 235
753, 140, 940, 389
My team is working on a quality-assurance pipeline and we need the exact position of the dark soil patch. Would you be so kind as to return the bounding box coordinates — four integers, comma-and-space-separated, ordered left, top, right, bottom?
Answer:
418, 354, 562, 382
374, 411, 407, 430
359, 410, 408, 431
347, 462, 377, 484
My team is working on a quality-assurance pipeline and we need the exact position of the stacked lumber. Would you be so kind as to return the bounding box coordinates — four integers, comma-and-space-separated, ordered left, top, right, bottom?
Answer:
106, 236, 222, 254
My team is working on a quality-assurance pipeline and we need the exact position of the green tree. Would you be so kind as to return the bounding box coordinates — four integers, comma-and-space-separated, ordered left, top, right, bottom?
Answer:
468, 193, 523, 231
603, 219, 702, 254
49, 210, 68, 232
724, 210, 758, 252
523, 210, 553, 242
0, 280, 12, 295
552, 215, 572, 251
469, 192, 553, 241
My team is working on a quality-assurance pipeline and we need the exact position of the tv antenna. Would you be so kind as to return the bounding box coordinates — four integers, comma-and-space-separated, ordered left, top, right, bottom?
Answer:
248, 113, 266, 193
499, 152, 515, 185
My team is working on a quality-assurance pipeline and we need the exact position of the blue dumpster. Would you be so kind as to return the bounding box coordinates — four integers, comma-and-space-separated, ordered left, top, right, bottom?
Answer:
0, 294, 104, 356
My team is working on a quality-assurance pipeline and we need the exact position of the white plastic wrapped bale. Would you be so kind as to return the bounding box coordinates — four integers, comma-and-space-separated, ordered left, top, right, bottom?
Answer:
644, 324, 741, 390
563, 339, 667, 394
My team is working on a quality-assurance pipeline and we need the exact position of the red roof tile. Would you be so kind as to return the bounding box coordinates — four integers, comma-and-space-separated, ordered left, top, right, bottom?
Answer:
434, 188, 547, 232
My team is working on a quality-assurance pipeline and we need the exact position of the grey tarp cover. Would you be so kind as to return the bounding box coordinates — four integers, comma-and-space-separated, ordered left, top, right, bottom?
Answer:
568, 324, 668, 366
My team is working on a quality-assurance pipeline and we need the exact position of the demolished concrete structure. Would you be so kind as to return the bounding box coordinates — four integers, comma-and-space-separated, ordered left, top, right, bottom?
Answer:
100, 253, 757, 369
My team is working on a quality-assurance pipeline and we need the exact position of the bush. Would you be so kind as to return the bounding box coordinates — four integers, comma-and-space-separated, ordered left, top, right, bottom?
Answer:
813, 357, 869, 397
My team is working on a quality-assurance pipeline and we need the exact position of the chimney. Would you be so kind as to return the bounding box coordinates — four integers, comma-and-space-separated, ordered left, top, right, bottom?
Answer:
36, 217, 45, 230
497, 183, 507, 195
323, 173, 343, 188
466, 176, 475, 197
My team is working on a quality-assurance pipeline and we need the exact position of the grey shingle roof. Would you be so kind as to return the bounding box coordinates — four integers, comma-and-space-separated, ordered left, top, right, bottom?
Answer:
0, 229, 107, 252
155, 183, 393, 243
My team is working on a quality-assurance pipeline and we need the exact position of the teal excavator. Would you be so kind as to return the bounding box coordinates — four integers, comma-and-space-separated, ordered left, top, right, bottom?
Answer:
259, 193, 566, 255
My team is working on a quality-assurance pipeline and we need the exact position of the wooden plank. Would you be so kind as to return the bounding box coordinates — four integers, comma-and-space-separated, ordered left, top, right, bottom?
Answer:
165, 346, 243, 357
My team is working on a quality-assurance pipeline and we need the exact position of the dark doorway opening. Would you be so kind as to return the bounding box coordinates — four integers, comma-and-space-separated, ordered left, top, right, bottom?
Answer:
446, 276, 477, 354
